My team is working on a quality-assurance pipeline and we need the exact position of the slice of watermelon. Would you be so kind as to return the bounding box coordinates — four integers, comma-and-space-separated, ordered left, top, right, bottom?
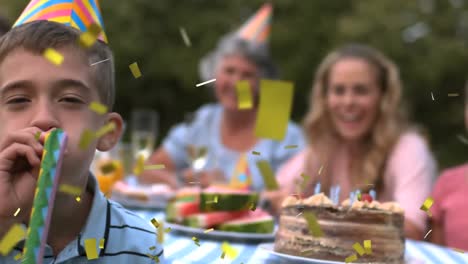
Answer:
166, 200, 200, 223
183, 210, 249, 228
217, 210, 274, 233
200, 186, 259, 212
175, 186, 200, 202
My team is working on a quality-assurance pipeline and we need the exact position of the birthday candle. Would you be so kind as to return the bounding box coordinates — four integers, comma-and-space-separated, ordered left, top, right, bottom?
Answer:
22, 129, 68, 264
335, 186, 341, 204
370, 189, 376, 200
314, 182, 321, 195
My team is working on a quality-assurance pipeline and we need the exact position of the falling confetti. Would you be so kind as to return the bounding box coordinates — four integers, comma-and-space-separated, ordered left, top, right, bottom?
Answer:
448, 93, 459, 97
457, 134, 468, 145
363, 240, 372, 254
144, 164, 166, 170
89, 101, 108, 115
220, 251, 226, 259
431, 92, 435, 101
192, 237, 200, 247
285, 145, 298, 149
353, 242, 365, 256
303, 212, 323, 237
79, 23, 102, 48
13, 208, 20, 217
158, 222, 164, 244
164, 227, 171, 233
84, 238, 99, 260
14, 253, 22, 260
90, 58, 111, 67
129, 62, 142, 78
424, 229, 432, 239
420, 197, 434, 215
179, 27, 192, 47
249, 202, 257, 211
95, 122, 116, 138
99, 238, 105, 249
236, 80, 253, 109
256, 160, 279, 190
221, 241, 238, 259
149, 246, 156, 250
204, 228, 214, 233
76, 196, 81, 202
318, 165, 324, 175
100, 162, 117, 174
43, 48, 64, 66
151, 218, 160, 228
79, 129, 95, 150
251, 151, 261, 155
345, 254, 358, 263
59, 184, 82, 196
196, 79, 216, 87
0, 224, 26, 256
34, 132, 41, 141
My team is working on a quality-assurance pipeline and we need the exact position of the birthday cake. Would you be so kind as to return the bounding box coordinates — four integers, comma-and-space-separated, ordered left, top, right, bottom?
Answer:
274, 193, 405, 263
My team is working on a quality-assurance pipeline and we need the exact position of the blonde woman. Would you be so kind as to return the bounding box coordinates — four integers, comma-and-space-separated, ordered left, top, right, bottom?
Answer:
267, 44, 436, 240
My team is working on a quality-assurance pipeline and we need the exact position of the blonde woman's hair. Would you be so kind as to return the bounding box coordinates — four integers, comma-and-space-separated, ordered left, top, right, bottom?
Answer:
303, 44, 410, 195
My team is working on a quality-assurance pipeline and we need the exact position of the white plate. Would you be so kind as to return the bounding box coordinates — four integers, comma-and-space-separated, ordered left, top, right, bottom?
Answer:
259, 243, 423, 264
165, 221, 275, 242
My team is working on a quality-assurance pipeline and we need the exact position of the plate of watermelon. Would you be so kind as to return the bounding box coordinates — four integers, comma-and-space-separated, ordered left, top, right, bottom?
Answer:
165, 186, 276, 242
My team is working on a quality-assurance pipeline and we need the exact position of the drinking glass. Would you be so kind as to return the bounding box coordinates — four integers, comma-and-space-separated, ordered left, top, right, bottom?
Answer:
131, 109, 158, 175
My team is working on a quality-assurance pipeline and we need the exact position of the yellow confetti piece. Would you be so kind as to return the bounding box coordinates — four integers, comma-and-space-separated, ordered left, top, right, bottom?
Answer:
318, 165, 324, 175
424, 229, 432, 240
420, 197, 434, 212
43, 48, 64, 66
99, 238, 105, 249
363, 240, 372, 254
84, 238, 99, 260
14, 253, 22, 260
303, 212, 323, 237
164, 227, 171, 233
79, 129, 95, 150
149, 246, 156, 250
249, 202, 257, 211
34, 131, 41, 141
129, 62, 142, 78
151, 218, 160, 228
221, 241, 238, 259
256, 160, 279, 190
192, 237, 200, 247
133, 154, 145, 176
76, 196, 81, 202
196, 79, 216, 87
0, 224, 26, 256
89, 101, 108, 115
79, 23, 102, 48
95, 122, 116, 138
453, 248, 465, 253
158, 222, 164, 244
448, 93, 459, 97
255, 80, 294, 140
204, 228, 214, 233
285, 145, 298, 149
179, 27, 191, 47
220, 251, 226, 259
251, 151, 261, 155
236, 80, 253, 109
144, 164, 166, 170
59, 184, 82, 196
13, 208, 20, 217
353, 242, 365, 256
345, 254, 358, 263
100, 162, 117, 174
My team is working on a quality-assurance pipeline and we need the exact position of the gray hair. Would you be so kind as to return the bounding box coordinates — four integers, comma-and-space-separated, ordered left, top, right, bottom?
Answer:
199, 32, 279, 82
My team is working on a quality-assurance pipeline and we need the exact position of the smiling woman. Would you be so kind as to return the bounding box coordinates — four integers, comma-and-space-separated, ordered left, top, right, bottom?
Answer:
273, 44, 437, 240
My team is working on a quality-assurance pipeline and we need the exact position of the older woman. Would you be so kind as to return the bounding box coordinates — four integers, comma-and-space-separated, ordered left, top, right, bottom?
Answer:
140, 4, 305, 191
267, 44, 436, 240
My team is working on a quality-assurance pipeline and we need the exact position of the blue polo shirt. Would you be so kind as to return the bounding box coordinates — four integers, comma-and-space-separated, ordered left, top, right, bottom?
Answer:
1, 174, 165, 263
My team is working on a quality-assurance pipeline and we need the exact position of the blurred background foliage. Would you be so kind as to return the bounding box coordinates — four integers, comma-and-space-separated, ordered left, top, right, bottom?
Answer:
1, 0, 467, 170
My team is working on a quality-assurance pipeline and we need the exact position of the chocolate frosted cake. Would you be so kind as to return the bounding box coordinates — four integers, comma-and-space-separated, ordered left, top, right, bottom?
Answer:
274, 193, 405, 263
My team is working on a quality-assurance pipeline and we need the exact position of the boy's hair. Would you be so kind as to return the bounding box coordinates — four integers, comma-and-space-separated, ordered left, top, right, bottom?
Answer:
0, 16, 9, 36
0, 21, 115, 109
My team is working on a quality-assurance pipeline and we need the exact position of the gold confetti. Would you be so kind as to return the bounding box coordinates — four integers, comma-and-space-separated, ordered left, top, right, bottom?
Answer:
192, 237, 200, 247
363, 240, 372, 254
129, 62, 142, 78
99, 238, 105, 249
251, 151, 261, 155
149, 246, 156, 250
221, 241, 238, 259
255, 80, 294, 140
220, 251, 226, 259
236, 80, 253, 109
144, 164, 166, 170
196, 79, 216, 87
13, 208, 20, 217
420, 197, 434, 213
100, 162, 117, 174
285, 145, 298, 149
179, 27, 191, 47
303, 212, 323, 237
79, 23, 101, 48
90, 58, 111, 67
204, 228, 214, 233
424, 229, 432, 240
256, 160, 279, 190
79, 129, 95, 150
164, 227, 171, 233
453, 248, 465, 253
151, 218, 160, 228
76, 196, 81, 202
318, 165, 324, 175
249, 202, 257, 211
95, 122, 116, 138
353, 242, 365, 256
0, 224, 26, 256
158, 222, 164, 244
345, 254, 358, 263
43, 48, 64, 66
89, 101, 108, 115
133, 154, 145, 176
34, 131, 41, 141
84, 238, 99, 260
59, 184, 82, 196
14, 253, 22, 260
431, 92, 435, 101
448, 93, 459, 97
206, 195, 218, 204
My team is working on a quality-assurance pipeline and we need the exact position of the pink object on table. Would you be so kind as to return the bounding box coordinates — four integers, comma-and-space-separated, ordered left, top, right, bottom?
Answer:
277, 131, 436, 232
431, 164, 468, 250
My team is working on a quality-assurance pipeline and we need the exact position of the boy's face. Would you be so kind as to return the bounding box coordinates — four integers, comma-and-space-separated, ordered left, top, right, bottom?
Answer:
0, 47, 122, 187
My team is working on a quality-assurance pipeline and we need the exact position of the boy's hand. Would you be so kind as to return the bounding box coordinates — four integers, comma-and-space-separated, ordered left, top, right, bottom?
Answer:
0, 127, 44, 222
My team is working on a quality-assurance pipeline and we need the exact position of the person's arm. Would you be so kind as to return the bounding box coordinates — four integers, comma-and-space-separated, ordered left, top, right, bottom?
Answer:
386, 132, 436, 240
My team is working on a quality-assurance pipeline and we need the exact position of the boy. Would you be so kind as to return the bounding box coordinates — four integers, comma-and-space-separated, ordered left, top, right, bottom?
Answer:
0, 21, 164, 263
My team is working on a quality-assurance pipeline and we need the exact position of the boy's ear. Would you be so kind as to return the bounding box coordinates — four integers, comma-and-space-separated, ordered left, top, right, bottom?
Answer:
96, 112, 124, 151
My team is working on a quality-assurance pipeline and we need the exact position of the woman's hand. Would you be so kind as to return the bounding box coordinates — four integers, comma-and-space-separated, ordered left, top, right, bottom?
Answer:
181, 168, 225, 188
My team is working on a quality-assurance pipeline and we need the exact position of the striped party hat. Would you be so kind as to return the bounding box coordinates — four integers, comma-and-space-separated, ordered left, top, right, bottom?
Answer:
237, 3, 272, 46
13, 0, 108, 43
